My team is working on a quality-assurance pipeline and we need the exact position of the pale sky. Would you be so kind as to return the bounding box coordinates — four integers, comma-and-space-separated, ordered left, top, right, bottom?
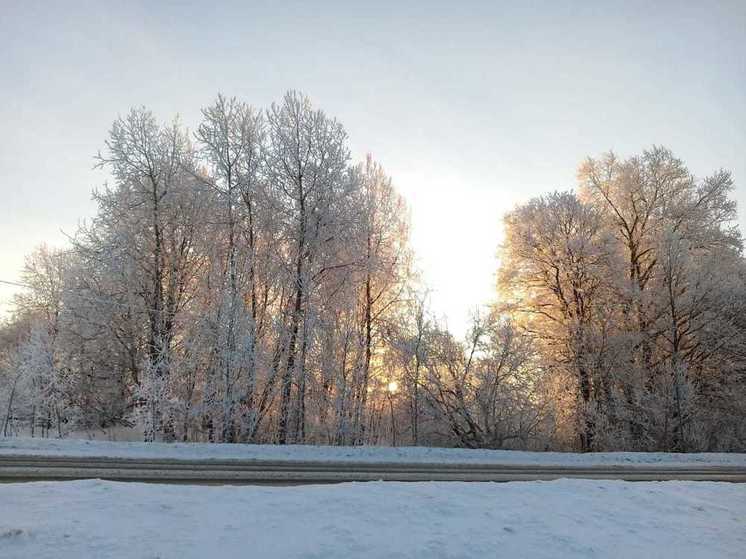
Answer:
1, 1, 745, 335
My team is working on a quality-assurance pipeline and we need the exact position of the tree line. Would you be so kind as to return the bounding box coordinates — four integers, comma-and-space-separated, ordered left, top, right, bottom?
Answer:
1, 93, 744, 451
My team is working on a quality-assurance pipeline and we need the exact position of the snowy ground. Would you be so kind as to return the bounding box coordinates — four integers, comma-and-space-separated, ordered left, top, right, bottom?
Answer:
3, 436, 746, 466
0, 478, 744, 558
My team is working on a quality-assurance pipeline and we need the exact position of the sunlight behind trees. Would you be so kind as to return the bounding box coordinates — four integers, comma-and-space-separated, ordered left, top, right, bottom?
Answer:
1, 96, 744, 452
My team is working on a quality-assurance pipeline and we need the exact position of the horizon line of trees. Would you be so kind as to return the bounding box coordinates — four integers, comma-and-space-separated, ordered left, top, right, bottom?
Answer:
1, 92, 744, 452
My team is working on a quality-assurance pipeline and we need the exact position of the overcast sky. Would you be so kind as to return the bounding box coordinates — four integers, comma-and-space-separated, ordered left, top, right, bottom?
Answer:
1, 0, 745, 334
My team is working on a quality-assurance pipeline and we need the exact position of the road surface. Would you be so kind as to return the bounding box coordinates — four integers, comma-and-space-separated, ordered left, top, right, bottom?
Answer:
2, 455, 745, 484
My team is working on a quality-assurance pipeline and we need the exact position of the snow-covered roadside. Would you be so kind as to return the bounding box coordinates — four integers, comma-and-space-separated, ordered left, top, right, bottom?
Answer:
2, 436, 746, 467
1, 479, 744, 559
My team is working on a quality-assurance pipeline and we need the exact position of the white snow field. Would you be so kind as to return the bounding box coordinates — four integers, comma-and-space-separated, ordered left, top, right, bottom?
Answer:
3, 436, 746, 466
1, 478, 745, 559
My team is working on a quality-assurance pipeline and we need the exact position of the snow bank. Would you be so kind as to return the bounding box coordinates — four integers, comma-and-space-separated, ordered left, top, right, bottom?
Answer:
2, 436, 746, 466
1, 479, 744, 558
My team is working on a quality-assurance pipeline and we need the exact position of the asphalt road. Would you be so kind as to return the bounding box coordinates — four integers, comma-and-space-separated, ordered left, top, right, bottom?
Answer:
2, 455, 745, 484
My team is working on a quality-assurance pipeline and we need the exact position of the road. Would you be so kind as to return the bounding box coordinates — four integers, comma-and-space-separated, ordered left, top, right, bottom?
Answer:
2, 455, 745, 484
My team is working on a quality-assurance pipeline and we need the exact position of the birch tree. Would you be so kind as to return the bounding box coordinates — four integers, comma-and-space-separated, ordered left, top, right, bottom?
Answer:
264, 91, 350, 443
